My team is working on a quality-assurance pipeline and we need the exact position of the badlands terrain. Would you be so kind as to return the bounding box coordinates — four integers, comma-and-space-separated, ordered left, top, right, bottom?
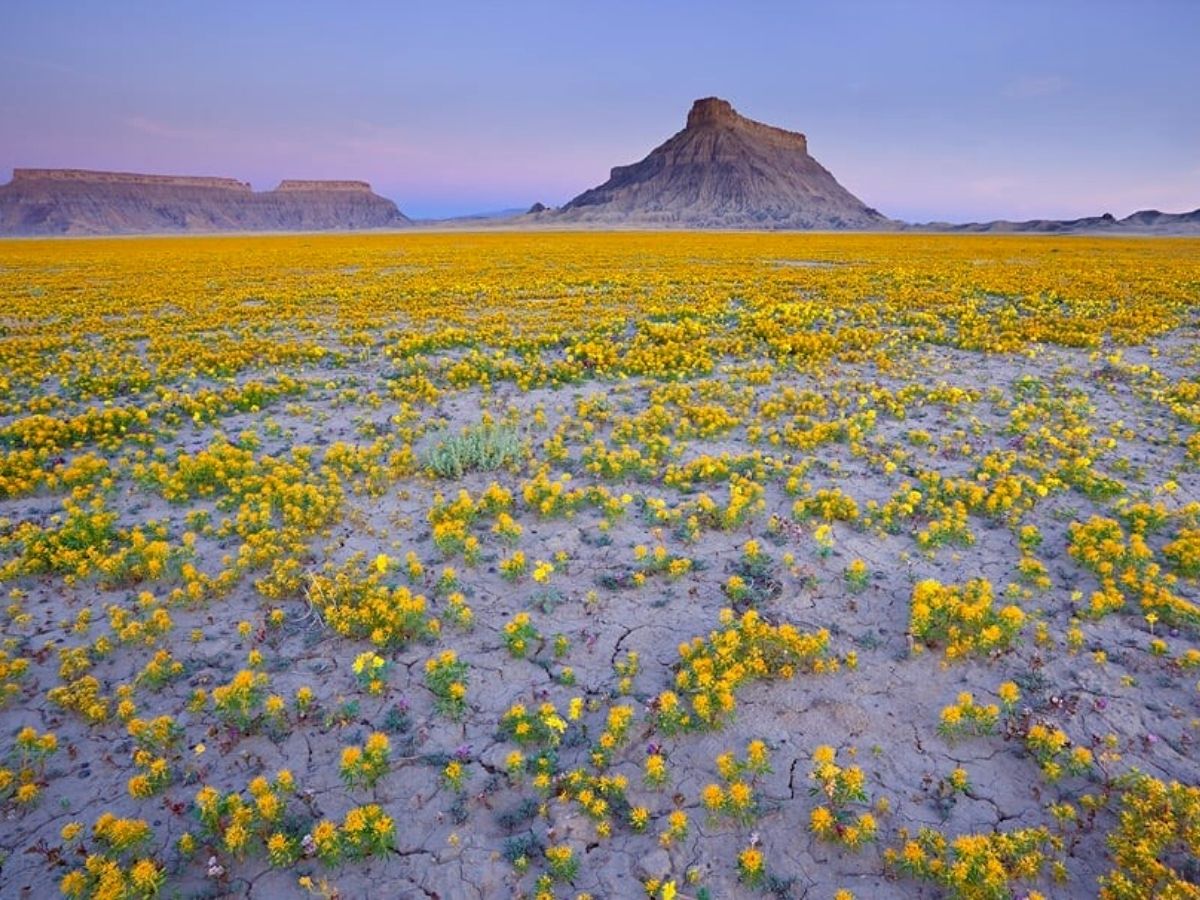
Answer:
0, 231, 1197, 898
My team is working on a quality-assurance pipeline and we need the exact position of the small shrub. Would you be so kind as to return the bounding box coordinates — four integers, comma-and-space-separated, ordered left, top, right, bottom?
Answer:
423, 424, 523, 478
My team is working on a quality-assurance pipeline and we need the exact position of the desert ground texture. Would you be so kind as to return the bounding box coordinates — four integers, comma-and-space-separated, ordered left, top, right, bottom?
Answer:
0, 231, 1198, 899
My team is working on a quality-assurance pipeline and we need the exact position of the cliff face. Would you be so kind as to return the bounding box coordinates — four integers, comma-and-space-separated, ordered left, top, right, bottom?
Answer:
0, 169, 409, 235
543, 97, 889, 230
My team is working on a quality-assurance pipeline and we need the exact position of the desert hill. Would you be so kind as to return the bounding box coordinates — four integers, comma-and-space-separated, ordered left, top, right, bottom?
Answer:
531, 97, 890, 230
915, 207, 1200, 235
0, 169, 409, 235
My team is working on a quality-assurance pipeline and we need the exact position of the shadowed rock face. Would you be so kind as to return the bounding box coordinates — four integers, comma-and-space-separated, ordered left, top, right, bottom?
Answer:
549, 97, 889, 229
0, 169, 409, 235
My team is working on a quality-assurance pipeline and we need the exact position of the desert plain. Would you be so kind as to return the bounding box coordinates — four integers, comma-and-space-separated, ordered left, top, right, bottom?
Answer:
0, 231, 1198, 899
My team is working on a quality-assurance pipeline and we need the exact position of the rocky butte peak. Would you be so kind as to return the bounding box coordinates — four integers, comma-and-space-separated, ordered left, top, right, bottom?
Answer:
686, 97, 737, 128
551, 97, 886, 230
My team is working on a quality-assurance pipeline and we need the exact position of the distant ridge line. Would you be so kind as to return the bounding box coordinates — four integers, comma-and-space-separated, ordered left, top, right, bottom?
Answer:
12, 168, 252, 191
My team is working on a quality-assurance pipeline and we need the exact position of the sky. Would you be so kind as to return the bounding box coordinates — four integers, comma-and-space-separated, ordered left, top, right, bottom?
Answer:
2, 1, 1198, 221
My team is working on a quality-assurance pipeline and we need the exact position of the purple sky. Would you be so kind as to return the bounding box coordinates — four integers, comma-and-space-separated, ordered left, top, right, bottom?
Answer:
2, 1, 1198, 220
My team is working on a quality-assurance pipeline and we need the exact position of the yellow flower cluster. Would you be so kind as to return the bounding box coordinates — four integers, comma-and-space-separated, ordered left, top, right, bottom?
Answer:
309, 804, 395, 864
582, 440, 661, 481
909, 578, 1025, 660
0, 726, 57, 806
60, 853, 164, 900
305, 553, 439, 647
791, 487, 860, 522
632, 542, 693, 581
661, 608, 832, 731
1099, 772, 1200, 898
886, 824, 1061, 898
1024, 723, 1093, 783
351, 650, 389, 694
522, 468, 587, 518
127, 749, 171, 799
503, 611, 540, 658
1, 495, 188, 588
644, 752, 668, 788
544, 843, 578, 881
194, 770, 296, 860
491, 511, 523, 544
107, 598, 174, 646
844, 558, 870, 592
424, 648, 469, 719
614, 649, 640, 695
499, 549, 528, 581
0, 648, 28, 707
136, 647, 184, 689
92, 813, 154, 852
591, 704, 636, 768
210, 668, 269, 731
662, 451, 775, 490
737, 845, 766, 885
658, 809, 689, 847
501, 700, 569, 748
340, 732, 391, 790
555, 768, 631, 832
427, 485, 506, 559
1163, 527, 1200, 578
1069, 516, 1199, 627
47, 674, 109, 723
937, 691, 1001, 741
701, 741, 771, 826
808, 746, 876, 849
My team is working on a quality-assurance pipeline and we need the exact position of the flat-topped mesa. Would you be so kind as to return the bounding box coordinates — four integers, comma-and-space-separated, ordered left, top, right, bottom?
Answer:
273, 179, 373, 193
11, 168, 251, 191
0, 168, 409, 234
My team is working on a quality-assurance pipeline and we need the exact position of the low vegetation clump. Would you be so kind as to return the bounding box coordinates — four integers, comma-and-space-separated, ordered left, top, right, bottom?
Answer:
422, 422, 524, 478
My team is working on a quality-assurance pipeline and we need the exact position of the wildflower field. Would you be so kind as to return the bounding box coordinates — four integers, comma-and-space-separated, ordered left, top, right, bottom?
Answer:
1, 231, 1198, 899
